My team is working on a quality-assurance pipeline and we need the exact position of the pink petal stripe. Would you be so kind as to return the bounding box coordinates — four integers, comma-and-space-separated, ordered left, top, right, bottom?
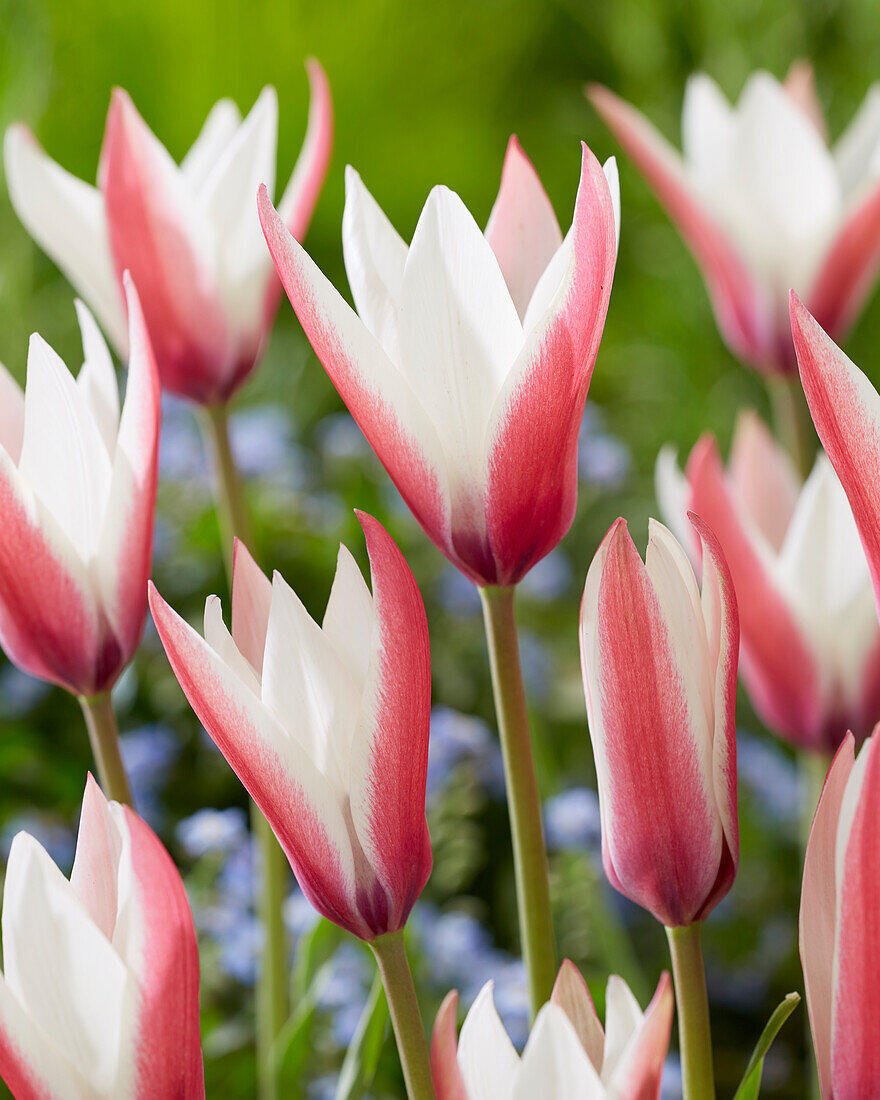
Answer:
728, 410, 800, 553
278, 58, 335, 244
0, 983, 58, 1100
550, 959, 604, 1071
588, 518, 720, 926
484, 142, 616, 586
100, 89, 229, 404
783, 61, 828, 140
588, 84, 773, 370
808, 178, 880, 341
348, 511, 432, 931
431, 991, 468, 1100
611, 972, 674, 1100
124, 803, 204, 1098
800, 735, 855, 1100
687, 435, 823, 749
69, 774, 120, 941
231, 538, 272, 676
791, 292, 880, 607
831, 734, 880, 1096
485, 135, 563, 319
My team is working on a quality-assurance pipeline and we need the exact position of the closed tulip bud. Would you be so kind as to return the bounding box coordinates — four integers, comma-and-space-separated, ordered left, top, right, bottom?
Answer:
657, 411, 880, 754
590, 66, 880, 374
4, 63, 332, 405
579, 516, 739, 927
431, 961, 672, 1099
149, 511, 432, 940
0, 776, 203, 1098
801, 731, 880, 1098
0, 276, 159, 696
259, 138, 618, 586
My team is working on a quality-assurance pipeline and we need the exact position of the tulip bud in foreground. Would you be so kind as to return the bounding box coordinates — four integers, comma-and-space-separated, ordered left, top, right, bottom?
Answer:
431, 960, 672, 1099
657, 411, 880, 754
0, 276, 159, 696
801, 731, 880, 1098
580, 516, 739, 927
149, 511, 432, 940
0, 776, 204, 1098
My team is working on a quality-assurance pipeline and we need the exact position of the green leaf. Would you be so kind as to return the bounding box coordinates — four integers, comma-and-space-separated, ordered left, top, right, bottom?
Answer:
334, 975, 389, 1100
290, 918, 346, 1003
733, 992, 801, 1100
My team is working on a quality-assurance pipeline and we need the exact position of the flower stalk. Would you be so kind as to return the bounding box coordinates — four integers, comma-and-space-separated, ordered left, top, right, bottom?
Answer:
78, 691, 132, 806
666, 923, 716, 1100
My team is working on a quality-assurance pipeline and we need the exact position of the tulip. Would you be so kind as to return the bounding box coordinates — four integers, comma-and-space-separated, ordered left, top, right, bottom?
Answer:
148, 511, 432, 941
0, 775, 203, 1098
0, 276, 158, 699
658, 412, 880, 753
800, 731, 880, 1097
579, 515, 739, 927
790, 292, 880, 611
258, 136, 619, 587
430, 962, 673, 1099
589, 67, 880, 374
4, 62, 332, 405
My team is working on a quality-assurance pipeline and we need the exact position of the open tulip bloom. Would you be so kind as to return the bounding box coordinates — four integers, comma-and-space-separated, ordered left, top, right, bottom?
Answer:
4, 62, 332, 405
658, 412, 880, 754
148, 511, 432, 941
590, 68, 880, 374
580, 515, 739, 928
259, 137, 619, 587
0, 775, 203, 1098
801, 731, 880, 1098
431, 961, 673, 1100
0, 276, 158, 698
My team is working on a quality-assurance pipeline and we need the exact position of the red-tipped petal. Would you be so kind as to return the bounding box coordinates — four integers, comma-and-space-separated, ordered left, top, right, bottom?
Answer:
277, 58, 334, 244
348, 511, 432, 931
431, 991, 468, 1100
800, 734, 855, 1099
550, 959, 604, 1070
791, 292, 880, 606
231, 538, 272, 676
484, 143, 617, 586
610, 972, 674, 1100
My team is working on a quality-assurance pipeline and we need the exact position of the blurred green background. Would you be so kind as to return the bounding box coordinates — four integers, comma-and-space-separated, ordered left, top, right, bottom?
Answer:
2, 0, 879, 1095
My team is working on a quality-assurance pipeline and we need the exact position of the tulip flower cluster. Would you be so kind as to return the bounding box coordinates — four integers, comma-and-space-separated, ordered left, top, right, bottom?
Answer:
2, 47, 880, 1100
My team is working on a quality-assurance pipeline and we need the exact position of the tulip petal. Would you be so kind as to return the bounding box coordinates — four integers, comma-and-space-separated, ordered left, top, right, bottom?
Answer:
457, 983, 520, 1100
800, 735, 854, 1099
515, 1004, 603, 1100
100, 89, 230, 403
148, 584, 368, 936
180, 98, 242, 191
728, 410, 799, 552
431, 991, 468, 1100
259, 187, 453, 568
231, 538, 272, 676
791, 293, 880, 606
0, 975, 89, 1099
687, 434, 823, 748
277, 58, 335, 244
69, 773, 122, 941
96, 275, 160, 669
0, 362, 24, 466
602, 975, 644, 1082
608, 972, 674, 1100
484, 143, 617, 586
832, 83, 880, 197
322, 542, 374, 690
3, 124, 127, 353
75, 300, 120, 457
588, 84, 769, 367
550, 959, 604, 1072
348, 512, 432, 932
485, 136, 563, 320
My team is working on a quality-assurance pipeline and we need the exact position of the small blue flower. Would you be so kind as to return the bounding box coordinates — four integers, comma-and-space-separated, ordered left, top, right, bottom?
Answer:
427, 708, 503, 801
579, 404, 631, 489
491, 959, 530, 1049
119, 724, 179, 826
229, 407, 310, 488
737, 730, 800, 825
1, 815, 75, 872
158, 397, 210, 486
176, 807, 249, 859
662, 1054, 683, 1100
0, 665, 50, 719
283, 889, 320, 939
517, 630, 551, 703
518, 551, 572, 601
435, 568, 481, 616
315, 412, 371, 462
217, 838, 257, 909
543, 787, 602, 851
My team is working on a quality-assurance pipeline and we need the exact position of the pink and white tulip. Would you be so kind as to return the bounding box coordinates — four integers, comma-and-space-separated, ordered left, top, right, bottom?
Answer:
791, 292, 880, 615
590, 68, 880, 374
4, 62, 333, 405
658, 413, 880, 753
148, 512, 432, 940
259, 138, 619, 586
0, 277, 159, 696
431, 962, 672, 1100
579, 516, 739, 927
800, 731, 880, 1098
0, 775, 203, 1098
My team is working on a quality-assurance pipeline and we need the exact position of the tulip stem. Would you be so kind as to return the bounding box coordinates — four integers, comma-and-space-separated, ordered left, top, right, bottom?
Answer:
666, 923, 716, 1100
768, 374, 813, 480
78, 691, 132, 806
479, 585, 556, 1016
370, 931, 437, 1100
199, 402, 289, 1100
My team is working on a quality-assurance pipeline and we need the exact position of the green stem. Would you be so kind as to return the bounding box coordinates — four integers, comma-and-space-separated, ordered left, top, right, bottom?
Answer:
77, 691, 132, 805
370, 931, 436, 1100
479, 585, 556, 1016
199, 403, 288, 1100
666, 923, 716, 1100
767, 374, 813, 481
